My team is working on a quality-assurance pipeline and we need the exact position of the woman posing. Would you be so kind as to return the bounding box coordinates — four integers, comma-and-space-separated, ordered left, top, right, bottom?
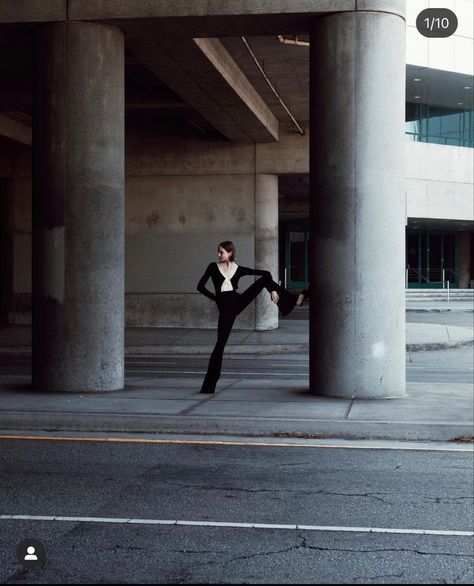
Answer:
197, 241, 297, 394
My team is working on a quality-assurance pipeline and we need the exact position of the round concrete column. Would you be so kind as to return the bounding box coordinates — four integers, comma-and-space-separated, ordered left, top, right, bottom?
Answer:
255, 174, 279, 330
309, 10, 406, 398
33, 22, 124, 391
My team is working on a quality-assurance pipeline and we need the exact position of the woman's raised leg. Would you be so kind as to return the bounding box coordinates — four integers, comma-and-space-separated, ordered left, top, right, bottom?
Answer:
238, 273, 298, 316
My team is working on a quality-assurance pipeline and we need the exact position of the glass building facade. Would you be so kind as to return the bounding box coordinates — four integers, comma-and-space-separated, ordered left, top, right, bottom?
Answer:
405, 103, 474, 148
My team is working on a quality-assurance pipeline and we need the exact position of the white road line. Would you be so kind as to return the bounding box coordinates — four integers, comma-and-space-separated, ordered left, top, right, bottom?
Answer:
1, 515, 472, 537
125, 358, 178, 366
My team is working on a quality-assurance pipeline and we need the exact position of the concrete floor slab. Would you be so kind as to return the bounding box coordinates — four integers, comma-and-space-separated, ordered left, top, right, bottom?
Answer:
348, 383, 474, 423
0, 395, 200, 415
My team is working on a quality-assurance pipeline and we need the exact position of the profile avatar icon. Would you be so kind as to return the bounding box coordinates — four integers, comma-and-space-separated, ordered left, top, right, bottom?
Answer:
16, 539, 45, 568
24, 546, 38, 561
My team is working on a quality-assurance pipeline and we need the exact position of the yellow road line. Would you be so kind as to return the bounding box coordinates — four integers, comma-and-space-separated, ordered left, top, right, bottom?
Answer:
0, 434, 471, 451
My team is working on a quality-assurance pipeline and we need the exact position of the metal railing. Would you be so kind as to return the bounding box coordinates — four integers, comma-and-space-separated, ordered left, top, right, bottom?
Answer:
406, 268, 458, 302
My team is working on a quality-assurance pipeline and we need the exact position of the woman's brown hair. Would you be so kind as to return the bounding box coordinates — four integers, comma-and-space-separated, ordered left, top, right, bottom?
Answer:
218, 241, 236, 261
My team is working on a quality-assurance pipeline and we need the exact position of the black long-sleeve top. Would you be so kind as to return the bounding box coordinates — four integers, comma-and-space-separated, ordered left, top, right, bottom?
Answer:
197, 263, 273, 301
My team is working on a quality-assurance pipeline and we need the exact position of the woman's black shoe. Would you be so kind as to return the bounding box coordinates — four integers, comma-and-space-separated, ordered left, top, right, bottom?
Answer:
200, 388, 215, 394
277, 291, 298, 316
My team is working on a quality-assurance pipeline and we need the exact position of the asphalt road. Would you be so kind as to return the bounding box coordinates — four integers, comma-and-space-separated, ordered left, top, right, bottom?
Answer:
0, 437, 473, 584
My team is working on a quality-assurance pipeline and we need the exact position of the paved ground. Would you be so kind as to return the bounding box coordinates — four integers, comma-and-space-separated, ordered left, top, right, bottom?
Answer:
1, 437, 472, 584
0, 302, 472, 442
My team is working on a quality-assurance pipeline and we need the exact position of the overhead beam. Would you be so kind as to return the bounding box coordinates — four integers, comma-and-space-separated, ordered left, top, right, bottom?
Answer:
0, 0, 65, 23
125, 22, 278, 142
193, 37, 278, 141
68, 0, 355, 21
1, 1, 405, 30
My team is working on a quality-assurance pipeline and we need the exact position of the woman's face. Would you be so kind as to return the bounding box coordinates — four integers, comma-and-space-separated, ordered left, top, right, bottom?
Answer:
218, 246, 233, 263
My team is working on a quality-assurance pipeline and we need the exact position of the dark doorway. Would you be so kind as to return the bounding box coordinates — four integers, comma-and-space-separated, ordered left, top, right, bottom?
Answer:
406, 230, 459, 288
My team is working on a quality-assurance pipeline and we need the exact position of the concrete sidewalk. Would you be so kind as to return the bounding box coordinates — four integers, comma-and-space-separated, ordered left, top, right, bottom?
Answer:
0, 307, 473, 443
0, 375, 472, 442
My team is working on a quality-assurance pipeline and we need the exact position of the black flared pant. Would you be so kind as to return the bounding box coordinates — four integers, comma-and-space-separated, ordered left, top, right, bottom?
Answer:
200, 274, 297, 393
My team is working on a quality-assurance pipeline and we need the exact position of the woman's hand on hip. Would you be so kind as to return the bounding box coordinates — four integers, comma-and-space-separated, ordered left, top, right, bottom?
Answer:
271, 291, 279, 304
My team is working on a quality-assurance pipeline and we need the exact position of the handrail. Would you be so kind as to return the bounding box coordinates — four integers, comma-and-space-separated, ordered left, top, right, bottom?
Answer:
405, 267, 459, 283
406, 267, 458, 285
406, 267, 460, 302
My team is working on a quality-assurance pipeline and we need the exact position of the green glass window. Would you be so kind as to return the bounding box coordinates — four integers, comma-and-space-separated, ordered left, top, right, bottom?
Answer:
405, 103, 473, 148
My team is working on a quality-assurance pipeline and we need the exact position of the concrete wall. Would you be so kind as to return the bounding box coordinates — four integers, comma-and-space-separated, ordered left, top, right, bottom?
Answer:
406, 141, 474, 221
125, 174, 256, 293
13, 177, 31, 294
5, 125, 473, 325
125, 173, 257, 328
123, 121, 309, 327
256, 124, 309, 174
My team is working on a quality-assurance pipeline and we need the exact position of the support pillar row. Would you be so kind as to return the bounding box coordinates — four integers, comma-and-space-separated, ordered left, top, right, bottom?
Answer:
255, 174, 279, 330
309, 9, 406, 398
33, 22, 125, 391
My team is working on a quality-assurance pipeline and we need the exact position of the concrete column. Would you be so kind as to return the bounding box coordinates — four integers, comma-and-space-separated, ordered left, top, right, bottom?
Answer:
459, 232, 472, 289
309, 8, 406, 398
33, 22, 124, 391
255, 174, 279, 330
0, 179, 13, 325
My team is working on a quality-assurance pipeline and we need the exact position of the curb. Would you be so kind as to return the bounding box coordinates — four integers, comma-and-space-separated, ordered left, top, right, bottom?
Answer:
407, 340, 474, 352
407, 309, 474, 313
0, 412, 472, 442
0, 339, 473, 355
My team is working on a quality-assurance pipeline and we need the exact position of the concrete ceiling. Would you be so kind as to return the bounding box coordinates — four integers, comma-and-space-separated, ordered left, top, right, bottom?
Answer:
406, 65, 474, 110
407, 218, 474, 231
0, 14, 472, 146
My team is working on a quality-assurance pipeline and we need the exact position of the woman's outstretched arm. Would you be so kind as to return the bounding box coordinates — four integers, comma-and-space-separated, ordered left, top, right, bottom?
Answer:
197, 263, 217, 301
238, 266, 272, 279
238, 266, 276, 293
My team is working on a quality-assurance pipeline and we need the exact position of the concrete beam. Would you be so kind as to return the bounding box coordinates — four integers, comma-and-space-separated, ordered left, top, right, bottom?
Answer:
1, 1, 405, 28
193, 38, 278, 141
0, 0, 65, 23
125, 23, 279, 142
0, 113, 31, 145
68, 0, 355, 21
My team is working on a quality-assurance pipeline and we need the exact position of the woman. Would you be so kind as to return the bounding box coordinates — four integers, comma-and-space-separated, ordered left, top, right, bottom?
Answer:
197, 241, 298, 394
